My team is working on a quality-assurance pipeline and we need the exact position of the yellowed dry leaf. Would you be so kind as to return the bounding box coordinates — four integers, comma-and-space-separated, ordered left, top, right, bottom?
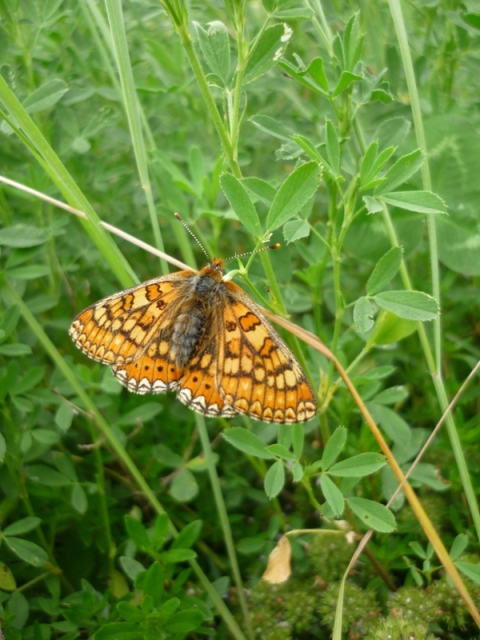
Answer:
262, 535, 292, 584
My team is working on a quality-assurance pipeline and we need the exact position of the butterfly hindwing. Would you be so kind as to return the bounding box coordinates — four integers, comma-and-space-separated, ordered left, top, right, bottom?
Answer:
176, 333, 238, 417
218, 283, 317, 423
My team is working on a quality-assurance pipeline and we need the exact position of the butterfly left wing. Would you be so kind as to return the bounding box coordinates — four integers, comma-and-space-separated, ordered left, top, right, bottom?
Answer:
217, 282, 317, 424
70, 272, 193, 365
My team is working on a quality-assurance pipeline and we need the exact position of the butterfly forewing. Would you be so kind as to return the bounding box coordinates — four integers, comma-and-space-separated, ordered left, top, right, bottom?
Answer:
69, 272, 192, 365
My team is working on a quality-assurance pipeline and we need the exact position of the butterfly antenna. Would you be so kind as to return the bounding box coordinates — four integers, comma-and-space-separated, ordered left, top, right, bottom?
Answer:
174, 213, 210, 262
226, 243, 281, 263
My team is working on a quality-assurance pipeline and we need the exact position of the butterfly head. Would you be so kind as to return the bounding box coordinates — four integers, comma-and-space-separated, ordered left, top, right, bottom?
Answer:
201, 257, 225, 281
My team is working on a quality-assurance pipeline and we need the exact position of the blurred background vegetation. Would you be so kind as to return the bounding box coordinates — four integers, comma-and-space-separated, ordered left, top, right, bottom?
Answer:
0, 0, 480, 638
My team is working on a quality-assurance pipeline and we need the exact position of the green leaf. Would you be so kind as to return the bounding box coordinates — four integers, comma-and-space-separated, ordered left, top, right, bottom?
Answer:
244, 24, 290, 84
171, 520, 202, 550
450, 534, 469, 561
292, 134, 324, 164
0, 343, 32, 356
71, 484, 88, 514
360, 142, 395, 190
151, 514, 169, 551
347, 497, 396, 532
116, 601, 144, 623
283, 219, 310, 243
116, 403, 162, 426
292, 462, 304, 482
163, 609, 205, 634
223, 427, 274, 459
292, 423, 304, 459
354, 296, 375, 333
304, 57, 329, 91
26, 464, 71, 486
162, 548, 196, 563
0, 304, 21, 337
0, 225, 50, 248
325, 119, 340, 175
381, 191, 447, 214
249, 114, 293, 141
94, 622, 144, 639
328, 453, 386, 477
31, 429, 60, 446
321, 427, 347, 470
367, 310, 418, 346
367, 247, 403, 295
332, 70, 363, 96
266, 443, 296, 461
3, 517, 41, 536
23, 79, 68, 114
363, 195, 383, 213
266, 162, 321, 231
321, 475, 345, 516
374, 150, 423, 195
142, 561, 164, 605
119, 556, 145, 581
372, 386, 408, 405
193, 21, 231, 85
55, 402, 74, 432
169, 468, 199, 503
0, 562, 16, 591
6, 264, 50, 280
12, 367, 45, 395
456, 562, 480, 586
374, 290, 439, 321
0, 432, 5, 463
220, 173, 261, 236
124, 515, 150, 549
242, 177, 276, 205
264, 460, 285, 498
367, 403, 411, 447
4, 537, 48, 566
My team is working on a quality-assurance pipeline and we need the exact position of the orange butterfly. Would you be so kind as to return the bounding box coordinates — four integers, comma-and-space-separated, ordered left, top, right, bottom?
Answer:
70, 256, 317, 424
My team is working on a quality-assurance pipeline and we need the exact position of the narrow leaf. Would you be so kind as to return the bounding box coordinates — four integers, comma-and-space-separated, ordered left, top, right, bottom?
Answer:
220, 173, 261, 236
381, 190, 447, 214
321, 427, 347, 470
193, 21, 231, 85
367, 247, 403, 295
223, 427, 274, 459
264, 460, 285, 498
328, 453, 386, 477
374, 150, 423, 194
266, 162, 321, 231
244, 24, 289, 84
374, 290, 439, 321
325, 119, 340, 175
347, 497, 396, 532
363, 195, 383, 214
321, 475, 345, 516
354, 296, 375, 333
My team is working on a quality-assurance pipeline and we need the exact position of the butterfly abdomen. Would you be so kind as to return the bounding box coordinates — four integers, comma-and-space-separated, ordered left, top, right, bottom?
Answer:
172, 307, 206, 366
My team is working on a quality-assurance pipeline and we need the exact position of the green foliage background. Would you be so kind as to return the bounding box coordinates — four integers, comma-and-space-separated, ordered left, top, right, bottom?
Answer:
0, 0, 480, 638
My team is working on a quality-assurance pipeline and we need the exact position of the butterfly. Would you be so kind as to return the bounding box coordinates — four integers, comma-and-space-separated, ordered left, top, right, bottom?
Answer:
70, 257, 317, 424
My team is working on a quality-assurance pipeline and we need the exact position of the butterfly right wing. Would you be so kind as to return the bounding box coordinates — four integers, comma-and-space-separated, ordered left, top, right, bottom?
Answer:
69, 271, 194, 365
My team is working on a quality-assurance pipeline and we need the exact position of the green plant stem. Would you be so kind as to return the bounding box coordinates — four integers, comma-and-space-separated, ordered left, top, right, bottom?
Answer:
387, 0, 440, 374
105, 0, 168, 274
174, 21, 241, 178
196, 415, 254, 640
6, 283, 247, 640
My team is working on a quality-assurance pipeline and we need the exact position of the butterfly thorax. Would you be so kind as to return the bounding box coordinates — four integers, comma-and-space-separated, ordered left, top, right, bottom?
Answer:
171, 260, 227, 367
